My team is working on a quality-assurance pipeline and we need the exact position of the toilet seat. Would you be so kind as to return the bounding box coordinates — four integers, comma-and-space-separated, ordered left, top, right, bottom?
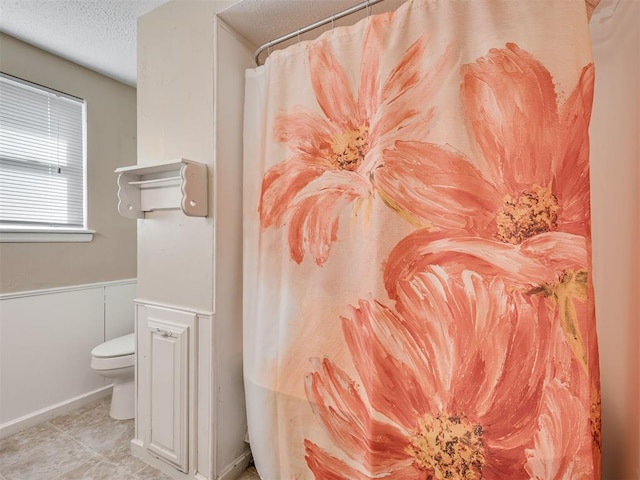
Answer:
91, 353, 134, 370
91, 333, 135, 371
91, 333, 135, 358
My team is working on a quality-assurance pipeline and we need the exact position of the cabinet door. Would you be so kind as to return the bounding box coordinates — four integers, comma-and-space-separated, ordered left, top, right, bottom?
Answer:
146, 319, 189, 471
137, 303, 195, 474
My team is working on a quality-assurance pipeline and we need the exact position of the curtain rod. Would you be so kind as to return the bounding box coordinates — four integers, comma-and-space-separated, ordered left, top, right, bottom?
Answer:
254, 0, 386, 66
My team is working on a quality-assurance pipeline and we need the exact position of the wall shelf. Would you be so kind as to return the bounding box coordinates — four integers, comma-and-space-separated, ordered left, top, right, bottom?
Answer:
115, 159, 208, 218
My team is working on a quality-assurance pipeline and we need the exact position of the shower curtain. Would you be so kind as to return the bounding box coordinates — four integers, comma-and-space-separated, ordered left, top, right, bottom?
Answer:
243, 1, 601, 478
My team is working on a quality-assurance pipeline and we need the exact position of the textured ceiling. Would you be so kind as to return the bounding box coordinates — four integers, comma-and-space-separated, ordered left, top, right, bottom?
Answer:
219, 0, 408, 63
0, 0, 169, 86
0, 0, 411, 86
0, 0, 621, 86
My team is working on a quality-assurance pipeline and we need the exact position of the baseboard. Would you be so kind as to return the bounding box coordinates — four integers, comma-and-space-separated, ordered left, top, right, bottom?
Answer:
217, 449, 252, 480
131, 440, 252, 480
131, 441, 193, 480
0, 385, 112, 439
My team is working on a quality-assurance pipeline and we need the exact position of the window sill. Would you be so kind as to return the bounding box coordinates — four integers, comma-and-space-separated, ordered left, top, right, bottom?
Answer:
0, 229, 95, 243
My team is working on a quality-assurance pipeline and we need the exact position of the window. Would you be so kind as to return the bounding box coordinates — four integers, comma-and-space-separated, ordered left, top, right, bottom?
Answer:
0, 73, 92, 242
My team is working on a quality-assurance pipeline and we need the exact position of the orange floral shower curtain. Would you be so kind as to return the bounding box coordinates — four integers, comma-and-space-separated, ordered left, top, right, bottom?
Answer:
243, 1, 601, 478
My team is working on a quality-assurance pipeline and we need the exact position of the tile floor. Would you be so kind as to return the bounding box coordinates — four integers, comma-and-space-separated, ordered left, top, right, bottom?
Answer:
0, 396, 260, 480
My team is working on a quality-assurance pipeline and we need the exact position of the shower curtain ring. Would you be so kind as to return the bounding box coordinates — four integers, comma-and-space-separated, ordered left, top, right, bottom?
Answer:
331, 14, 335, 30
366, 0, 371, 17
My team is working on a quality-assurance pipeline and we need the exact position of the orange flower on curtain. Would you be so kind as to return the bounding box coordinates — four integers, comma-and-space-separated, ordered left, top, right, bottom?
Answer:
525, 363, 594, 478
303, 269, 594, 479
259, 13, 457, 266
383, 43, 596, 371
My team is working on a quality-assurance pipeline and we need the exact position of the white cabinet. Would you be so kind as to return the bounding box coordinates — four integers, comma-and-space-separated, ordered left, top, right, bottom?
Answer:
146, 320, 189, 471
135, 303, 196, 473
132, 3, 251, 479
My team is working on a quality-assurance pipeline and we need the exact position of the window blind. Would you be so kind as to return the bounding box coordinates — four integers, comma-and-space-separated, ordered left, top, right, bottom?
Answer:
0, 73, 86, 229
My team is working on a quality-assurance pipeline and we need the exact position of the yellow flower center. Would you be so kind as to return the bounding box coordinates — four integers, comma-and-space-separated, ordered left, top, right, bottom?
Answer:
330, 125, 369, 171
406, 413, 485, 479
495, 184, 559, 244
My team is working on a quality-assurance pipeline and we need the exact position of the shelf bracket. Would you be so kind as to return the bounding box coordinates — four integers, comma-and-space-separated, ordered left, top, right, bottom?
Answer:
115, 159, 208, 218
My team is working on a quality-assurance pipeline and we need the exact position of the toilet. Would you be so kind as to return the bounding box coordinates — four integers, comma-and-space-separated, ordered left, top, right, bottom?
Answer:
90, 333, 135, 420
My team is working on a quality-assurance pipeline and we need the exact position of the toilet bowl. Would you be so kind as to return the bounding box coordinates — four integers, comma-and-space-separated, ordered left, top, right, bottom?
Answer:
91, 333, 135, 420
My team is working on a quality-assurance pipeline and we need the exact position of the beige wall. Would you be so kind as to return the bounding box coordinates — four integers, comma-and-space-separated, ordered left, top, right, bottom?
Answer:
0, 33, 137, 293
